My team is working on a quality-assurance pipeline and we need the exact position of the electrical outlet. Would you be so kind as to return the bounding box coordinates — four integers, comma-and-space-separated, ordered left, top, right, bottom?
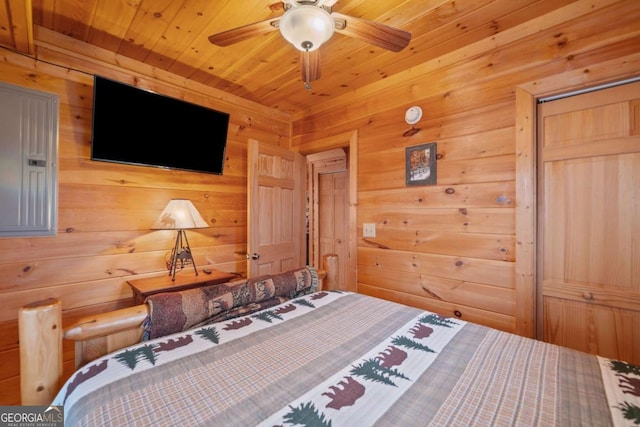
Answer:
363, 223, 376, 238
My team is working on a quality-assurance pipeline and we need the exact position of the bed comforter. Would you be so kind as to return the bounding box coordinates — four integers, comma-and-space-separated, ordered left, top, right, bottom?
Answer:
53, 291, 640, 426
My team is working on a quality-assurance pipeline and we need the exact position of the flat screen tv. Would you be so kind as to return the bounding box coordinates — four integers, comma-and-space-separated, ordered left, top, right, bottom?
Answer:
90, 75, 229, 175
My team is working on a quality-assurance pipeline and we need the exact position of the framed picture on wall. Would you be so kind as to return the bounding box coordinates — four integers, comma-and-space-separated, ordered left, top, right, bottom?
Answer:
405, 142, 437, 186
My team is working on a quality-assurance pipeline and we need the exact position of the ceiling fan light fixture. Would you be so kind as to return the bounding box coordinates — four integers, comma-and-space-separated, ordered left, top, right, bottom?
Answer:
279, 5, 334, 52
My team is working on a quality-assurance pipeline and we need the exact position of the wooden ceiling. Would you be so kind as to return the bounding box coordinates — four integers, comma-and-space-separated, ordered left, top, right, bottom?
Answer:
1, 0, 575, 116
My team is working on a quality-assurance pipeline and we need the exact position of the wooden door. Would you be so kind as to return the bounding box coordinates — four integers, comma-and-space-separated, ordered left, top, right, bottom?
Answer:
318, 171, 349, 289
538, 81, 640, 364
247, 139, 306, 277
307, 149, 349, 289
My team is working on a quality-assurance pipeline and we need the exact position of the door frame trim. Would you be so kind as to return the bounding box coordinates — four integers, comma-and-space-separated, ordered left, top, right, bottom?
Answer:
306, 148, 348, 273
514, 52, 640, 338
296, 130, 359, 292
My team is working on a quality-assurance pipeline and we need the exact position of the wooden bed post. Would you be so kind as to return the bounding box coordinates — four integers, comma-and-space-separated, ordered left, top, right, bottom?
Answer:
323, 253, 339, 290
19, 298, 63, 405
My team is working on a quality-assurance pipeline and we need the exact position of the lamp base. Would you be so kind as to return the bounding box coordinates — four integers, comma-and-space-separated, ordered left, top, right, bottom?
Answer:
168, 229, 199, 281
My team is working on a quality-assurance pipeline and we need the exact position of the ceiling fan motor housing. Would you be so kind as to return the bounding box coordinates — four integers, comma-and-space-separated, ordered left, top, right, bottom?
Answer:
279, 5, 335, 51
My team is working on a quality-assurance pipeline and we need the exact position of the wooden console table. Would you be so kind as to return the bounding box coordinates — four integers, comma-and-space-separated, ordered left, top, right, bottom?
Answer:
128, 269, 238, 304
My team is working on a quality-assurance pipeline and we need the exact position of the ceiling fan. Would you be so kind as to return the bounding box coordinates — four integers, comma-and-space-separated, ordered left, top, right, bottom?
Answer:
207, 0, 411, 89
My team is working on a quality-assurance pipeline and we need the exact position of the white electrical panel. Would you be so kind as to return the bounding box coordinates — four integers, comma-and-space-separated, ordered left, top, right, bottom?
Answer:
0, 82, 58, 237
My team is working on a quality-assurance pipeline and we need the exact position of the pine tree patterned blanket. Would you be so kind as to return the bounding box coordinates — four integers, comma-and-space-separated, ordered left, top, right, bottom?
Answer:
52, 291, 640, 426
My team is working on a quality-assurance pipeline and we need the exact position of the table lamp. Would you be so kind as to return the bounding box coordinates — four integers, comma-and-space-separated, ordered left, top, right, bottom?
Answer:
151, 199, 209, 281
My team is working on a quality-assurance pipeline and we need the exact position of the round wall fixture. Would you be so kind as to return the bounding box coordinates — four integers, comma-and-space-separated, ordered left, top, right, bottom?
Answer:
405, 106, 422, 125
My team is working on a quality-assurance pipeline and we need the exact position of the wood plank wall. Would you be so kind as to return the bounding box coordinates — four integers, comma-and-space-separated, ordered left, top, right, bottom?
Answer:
0, 36, 290, 404
1, 0, 639, 407
292, 1, 640, 332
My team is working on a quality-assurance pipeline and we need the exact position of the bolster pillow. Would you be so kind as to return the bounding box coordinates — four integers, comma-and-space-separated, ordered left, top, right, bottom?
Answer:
144, 266, 319, 339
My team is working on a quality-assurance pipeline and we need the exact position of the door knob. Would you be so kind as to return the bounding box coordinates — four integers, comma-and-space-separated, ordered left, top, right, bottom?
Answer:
246, 253, 260, 260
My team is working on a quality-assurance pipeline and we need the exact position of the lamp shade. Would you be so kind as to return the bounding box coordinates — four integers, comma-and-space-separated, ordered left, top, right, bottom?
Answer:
279, 5, 334, 51
150, 199, 209, 230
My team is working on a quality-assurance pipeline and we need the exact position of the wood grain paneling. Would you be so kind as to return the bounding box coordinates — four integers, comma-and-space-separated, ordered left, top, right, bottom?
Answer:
0, 33, 287, 403
358, 247, 515, 289
292, 1, 640, 338
1, 0, 638, 406
2, 0, 582, 116
358, 283, 515, 332
358, 264, 514, 315
358, 207, 514, 235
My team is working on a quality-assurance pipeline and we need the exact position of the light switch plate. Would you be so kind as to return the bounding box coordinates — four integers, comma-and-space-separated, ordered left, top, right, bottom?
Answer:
363, 223, 376, 237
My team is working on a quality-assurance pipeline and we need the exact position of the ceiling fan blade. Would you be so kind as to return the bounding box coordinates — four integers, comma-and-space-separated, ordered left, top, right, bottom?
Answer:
300, 49, 321, 83
332, 12, 411, 52
269, 1, 285, 11
208, 18, 280, 46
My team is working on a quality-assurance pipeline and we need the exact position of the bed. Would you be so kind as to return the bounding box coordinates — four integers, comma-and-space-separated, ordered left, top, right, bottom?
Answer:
19, 266, 640, 426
